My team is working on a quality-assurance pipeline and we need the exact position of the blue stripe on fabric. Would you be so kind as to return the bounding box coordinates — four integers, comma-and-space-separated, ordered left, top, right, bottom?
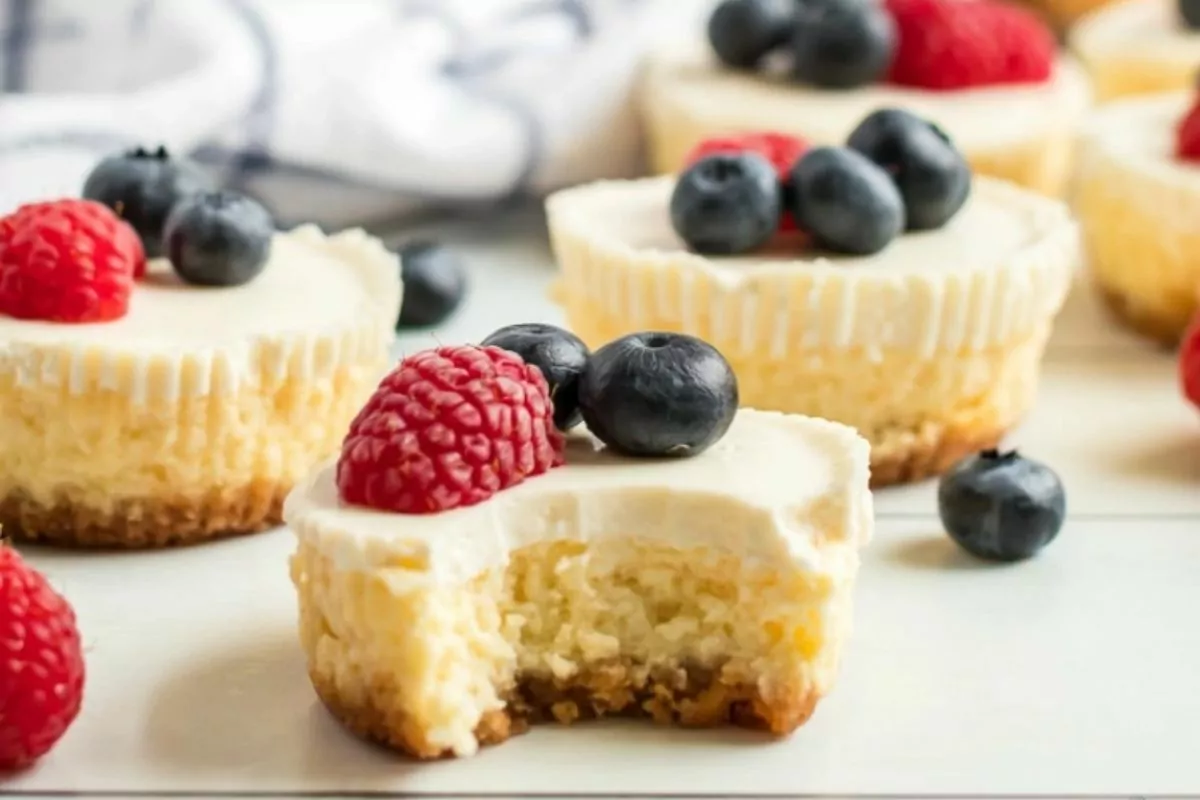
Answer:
2, 0, 34, 92
129, 0, 155, 34
220, 0, 279, 185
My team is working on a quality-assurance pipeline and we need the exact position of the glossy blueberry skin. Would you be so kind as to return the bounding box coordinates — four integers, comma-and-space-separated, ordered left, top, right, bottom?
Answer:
670, 153, 782, 256
482, 323, 590, 431
396, 241, 468, 328
164, 191, 274, 287
790, 146, 904, 255
847, 108, 971, 231
82, 146, 213, 258
578, 332, 738, 458
938, 449, 1067, 563
792, 0, 896, 89
1182, 0, 1200, 28
707, 0, 795, 69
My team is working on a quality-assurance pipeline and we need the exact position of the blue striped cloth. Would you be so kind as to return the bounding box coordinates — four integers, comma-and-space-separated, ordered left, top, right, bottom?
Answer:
0, 0, 693, 227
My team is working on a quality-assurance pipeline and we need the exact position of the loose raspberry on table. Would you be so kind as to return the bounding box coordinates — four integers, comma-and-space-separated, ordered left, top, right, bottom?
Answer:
1176, 98, 1200, 162
885, 0, 1054, 90
685, 133, 810, 232
1180, 313, 1200, 411
337, 345, 566, 514
0, 199, 144, 324
0, 544, 86, 772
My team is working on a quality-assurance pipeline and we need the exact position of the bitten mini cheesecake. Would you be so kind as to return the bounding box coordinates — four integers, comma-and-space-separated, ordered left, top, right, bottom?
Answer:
1070, 0, 1200, 102
1074, 89, 1200, 343
0, 150, 400, 548
286, 331, 873, 759
549, 115, 1078, 485
641, 0, 1091, 196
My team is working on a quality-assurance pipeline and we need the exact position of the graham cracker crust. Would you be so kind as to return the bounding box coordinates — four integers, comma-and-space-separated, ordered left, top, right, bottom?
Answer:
311, 660, 820, 760
0, 481, 290, 549
1098, 287, 1187, 349
868, 426, 1007, 488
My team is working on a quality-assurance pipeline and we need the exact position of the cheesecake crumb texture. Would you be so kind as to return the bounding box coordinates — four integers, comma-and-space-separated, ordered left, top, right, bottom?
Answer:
292, 538, 856, 758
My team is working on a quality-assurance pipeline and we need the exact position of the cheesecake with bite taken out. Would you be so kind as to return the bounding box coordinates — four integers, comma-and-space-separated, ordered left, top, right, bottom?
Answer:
1070, 0, 1200, 102
0, 149, 400, 548
286, 328, 872, 759
1074, 87, 1200, 343
642, 0, 1091, 196
549, 110, 1079, 485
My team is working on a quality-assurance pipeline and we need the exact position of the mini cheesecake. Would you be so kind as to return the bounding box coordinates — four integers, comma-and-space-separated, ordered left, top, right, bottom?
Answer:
1070, 0, 1200, 102
1074, 90, 1200, 343
547, 173, 1078, 485
641, 0, 1092, 197
287, 407, 873, 759
0, 225, 400, 547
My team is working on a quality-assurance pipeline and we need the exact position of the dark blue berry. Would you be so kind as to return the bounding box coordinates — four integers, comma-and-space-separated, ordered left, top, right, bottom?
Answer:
578, 332, 738, 458
1181, 0, 1200, 28
847, 108, 971, 231
82, 146, 213, 258
670, 153, 782, 255
482, 323, 590, 432
938, 449, 1066, 563
163, 191, 274, 287
396, 241, 468, 328
790, 146, 904, 255
792, 0, 896, 89
708, 0, 796, 69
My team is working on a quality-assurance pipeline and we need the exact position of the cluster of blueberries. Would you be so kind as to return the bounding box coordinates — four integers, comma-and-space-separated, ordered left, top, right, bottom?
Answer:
83, 148, 275, 288
708, 0, 897, 89
670, 107, 971, 257
480, 324, 739, 459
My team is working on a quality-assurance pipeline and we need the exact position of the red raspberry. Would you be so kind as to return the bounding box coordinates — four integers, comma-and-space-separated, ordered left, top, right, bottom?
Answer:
885, 0, 1055, 91
0, 543, 86, 771
1176, 98, 1200, 162
337, 345, 565, 514
0, 199, 145, 324
1180, 314, 1200, 411
685, 133, 810, 232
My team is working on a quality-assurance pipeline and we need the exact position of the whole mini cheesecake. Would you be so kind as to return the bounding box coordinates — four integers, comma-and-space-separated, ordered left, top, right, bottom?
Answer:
549, 116, 1079, 485
1074, 88, 1200, 343
641, 0, 1092, 197
0, 151, 400, 548
286, 334, 872, 759
1070, 0, 1200, 102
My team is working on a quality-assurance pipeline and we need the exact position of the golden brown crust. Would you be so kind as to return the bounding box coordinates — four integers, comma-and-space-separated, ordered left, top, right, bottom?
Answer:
869, 425, 1007, 488
0, 481, 290, 549
310, 660, 820, 761
1098, 286, 1187, 349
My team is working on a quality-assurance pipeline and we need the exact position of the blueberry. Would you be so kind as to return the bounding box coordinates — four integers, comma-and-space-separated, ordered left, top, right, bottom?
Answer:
578, 332, 738, 458
670, 153, 782, 255
847, 108, 971, 231
792, 0, 896, 89
163, 191, 274, 287
938, 449, 1066, 563
708, 0, 795, 69
82, 145, 213, 258
1181, 0, 1200, 28
790, 146, 904, 255
396, 241, 468, 328
482, 323, 590, 431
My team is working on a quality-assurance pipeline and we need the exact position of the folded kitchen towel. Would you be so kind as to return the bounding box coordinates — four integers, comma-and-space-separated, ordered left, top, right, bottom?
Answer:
0, 0, 702, 228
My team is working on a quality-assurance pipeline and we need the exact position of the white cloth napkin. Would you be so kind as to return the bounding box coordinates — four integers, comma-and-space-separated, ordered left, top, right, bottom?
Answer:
0, 0, 703, 228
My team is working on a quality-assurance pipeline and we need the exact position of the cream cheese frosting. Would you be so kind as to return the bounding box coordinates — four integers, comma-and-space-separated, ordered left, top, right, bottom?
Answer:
547, 175, 1079, 356
1071, 0, 1200, 66
0, 225, 401, 401
284, 409, 874, 584
642, 41, 1092, 151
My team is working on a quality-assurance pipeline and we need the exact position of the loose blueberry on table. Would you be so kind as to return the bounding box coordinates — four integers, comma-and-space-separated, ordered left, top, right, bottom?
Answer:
482, 323, 590, 431
164, 191, 275, 287
395, 241, 468, 328
82, 145, 213, 259
848, 108, 972, 231
578, 331, 739, 458
937, 449, 1066, 563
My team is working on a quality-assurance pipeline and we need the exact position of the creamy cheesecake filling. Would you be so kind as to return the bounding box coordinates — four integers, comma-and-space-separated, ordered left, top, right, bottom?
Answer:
1071, 0, 1200, 64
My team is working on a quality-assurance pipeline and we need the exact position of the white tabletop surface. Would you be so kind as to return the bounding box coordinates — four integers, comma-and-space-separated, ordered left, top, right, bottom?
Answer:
4, 206, 1199, 800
